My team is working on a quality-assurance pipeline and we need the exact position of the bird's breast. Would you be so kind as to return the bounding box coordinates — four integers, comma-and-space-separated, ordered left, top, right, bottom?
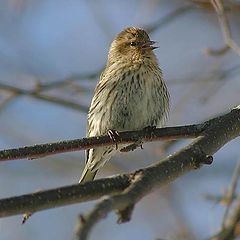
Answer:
88, 63, 169, 136
108, 65, 168, 130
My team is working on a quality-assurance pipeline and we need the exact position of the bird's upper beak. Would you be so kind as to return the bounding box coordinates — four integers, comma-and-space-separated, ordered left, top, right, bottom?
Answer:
141, 40, 158, 50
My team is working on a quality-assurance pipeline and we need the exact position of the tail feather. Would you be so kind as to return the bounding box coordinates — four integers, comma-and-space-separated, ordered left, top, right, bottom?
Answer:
79, 146, 116, 183
79, 167, 97, 183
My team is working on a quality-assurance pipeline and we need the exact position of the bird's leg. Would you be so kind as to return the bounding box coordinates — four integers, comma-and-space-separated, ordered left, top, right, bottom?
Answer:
107, 129, 120, 150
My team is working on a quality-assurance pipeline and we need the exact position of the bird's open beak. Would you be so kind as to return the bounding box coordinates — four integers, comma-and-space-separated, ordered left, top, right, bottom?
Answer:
141, 40, 158, 50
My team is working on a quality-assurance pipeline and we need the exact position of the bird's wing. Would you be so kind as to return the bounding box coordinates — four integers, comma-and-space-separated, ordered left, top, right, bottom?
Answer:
85, 67, 107, 165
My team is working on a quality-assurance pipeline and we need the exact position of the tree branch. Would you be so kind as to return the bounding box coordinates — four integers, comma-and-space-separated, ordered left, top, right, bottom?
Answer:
36, 71, 100, 91
221, 160, 240, 229
0, 82, 88, 112
0, 124, 205, 161
209, 198, 240, 240
145, 5, 194, 34
0, 175, 130, 218
0, 106, 238, 240
76, 106, 240, 240
206, 0, 240, 56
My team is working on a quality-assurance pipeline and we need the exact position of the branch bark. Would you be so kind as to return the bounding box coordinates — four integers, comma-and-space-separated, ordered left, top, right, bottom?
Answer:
0, 125, 205, 161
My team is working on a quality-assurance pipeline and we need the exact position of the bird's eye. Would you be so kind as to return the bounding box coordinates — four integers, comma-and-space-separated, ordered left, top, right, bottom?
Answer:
130, 42, 137, 46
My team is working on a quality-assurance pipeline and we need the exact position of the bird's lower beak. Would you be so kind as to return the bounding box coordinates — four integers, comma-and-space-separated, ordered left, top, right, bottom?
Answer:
141, 40, 158, 50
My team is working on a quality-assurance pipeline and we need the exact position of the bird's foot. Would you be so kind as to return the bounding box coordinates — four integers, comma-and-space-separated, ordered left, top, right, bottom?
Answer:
144, 125, 156, 132
120, 139, 143, 152
143, 125, 156, 139
108, 129, 120, 150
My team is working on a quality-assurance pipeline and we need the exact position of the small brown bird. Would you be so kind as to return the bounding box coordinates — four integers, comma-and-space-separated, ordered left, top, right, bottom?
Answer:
79, 27, 170, 183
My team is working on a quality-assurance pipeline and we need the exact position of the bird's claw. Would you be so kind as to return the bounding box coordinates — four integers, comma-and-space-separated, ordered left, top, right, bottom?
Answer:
144, 125, 156, 132
143, 125, 156, 139
108, 129, 120, 150
120, 139, 143, 152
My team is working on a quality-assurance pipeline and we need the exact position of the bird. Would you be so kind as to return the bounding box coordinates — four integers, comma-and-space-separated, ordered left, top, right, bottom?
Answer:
79, 27, 170, 183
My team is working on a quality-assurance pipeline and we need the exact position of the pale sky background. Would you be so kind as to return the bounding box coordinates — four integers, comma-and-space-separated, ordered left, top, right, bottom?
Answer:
0, 1, 239, 240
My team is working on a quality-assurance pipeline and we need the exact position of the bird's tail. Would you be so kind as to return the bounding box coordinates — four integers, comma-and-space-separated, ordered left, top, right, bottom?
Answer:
79, 167, 97, 183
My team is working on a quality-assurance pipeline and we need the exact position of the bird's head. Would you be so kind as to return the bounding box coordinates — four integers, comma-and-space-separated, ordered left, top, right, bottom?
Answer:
108, 27, 158, 64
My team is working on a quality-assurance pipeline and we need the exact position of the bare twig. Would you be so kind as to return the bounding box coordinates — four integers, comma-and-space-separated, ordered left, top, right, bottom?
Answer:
203, 193, 237, 204
0, 82, 88, 112
36, 71, 100, 91
0, 93, 17, 112
206, 0, 240, 56
168, 64, 240, 85
209, 198, 240, 240
221, 161, 240, 229
191, 0, 240, 12
204, 45, 230, 56
145, 5, 194, 34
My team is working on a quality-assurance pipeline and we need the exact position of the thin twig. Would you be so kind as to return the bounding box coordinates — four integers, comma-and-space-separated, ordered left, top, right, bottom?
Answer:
0, 82, 88, 112
221, 160, 240, 229
36, 71, 100, 91
0, 93, 17, 112
145, 5, 194, 34
203, 193, 237, 204
209, 198, 240, 240
0, 124, 206, 161
168, 64, 240, 85
207, 0, 240, 56
192, 0, 240, 12
204, 45, 230, 56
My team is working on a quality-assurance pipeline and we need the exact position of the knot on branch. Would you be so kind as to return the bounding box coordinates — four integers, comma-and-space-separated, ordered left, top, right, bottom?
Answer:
22, 212, 33, 224
192, 146, 213, 169
116, 204, 134, 224
129, 169, 144, 182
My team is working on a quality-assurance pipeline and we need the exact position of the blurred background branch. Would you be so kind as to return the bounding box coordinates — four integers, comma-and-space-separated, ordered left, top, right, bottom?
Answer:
0, 82, 88, 112
205, 0, 240, 56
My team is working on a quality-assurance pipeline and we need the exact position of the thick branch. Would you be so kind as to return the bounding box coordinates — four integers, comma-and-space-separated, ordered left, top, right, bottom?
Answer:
0, 175, 130, 218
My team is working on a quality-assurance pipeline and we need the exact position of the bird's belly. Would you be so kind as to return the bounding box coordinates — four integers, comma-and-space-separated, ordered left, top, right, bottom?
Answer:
113, 101, 148, 130
109, 87, 159, 131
